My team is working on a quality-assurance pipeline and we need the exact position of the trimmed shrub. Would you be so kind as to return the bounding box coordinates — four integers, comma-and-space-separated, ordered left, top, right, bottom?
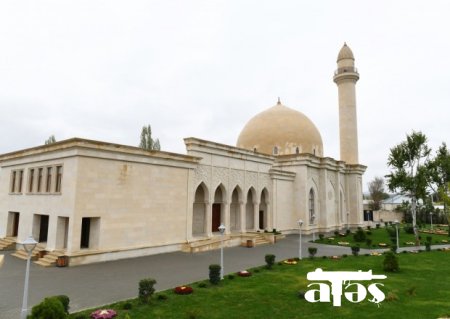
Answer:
209, 264, 221, 284
197, 282, 207, 288
366, 238, 373, 247
345, 229, 351, 235
308, 247, 317, 258
30, 297, 67, 319
52, 295, 69, 314
265, 254, 276, 269
227, 274, 235, 280
353, 228, 366, 242
404, 224, 414, 234
139, 278, 157, 304
122, 301, 133, 310
426, 236, 432, 243
425, 242, 431, 252
319, 234, 324, 241
376, 223, 380, 229
73, 315, 88, 319
367, 226, 372, 230
157, 294, 168, 301
383, 251, 399, 272
351, 245, 360, 256
334, 230, 339, 236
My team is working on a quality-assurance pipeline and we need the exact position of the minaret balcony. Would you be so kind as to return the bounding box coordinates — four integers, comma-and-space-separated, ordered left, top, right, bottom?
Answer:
334, 67, 359, 76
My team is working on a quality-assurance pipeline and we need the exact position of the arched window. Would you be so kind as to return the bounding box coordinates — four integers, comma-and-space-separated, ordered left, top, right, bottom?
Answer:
253, 147, 257, 152
295, 147, 299, 154
309, 189, 315, 224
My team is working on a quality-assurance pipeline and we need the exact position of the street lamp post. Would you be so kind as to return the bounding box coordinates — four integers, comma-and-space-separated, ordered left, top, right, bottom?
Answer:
21, 236, 38, 319
430, 212, 433, 230
298, 219, 303, 260
394, 220, 399, 253
218, 224, 226, 280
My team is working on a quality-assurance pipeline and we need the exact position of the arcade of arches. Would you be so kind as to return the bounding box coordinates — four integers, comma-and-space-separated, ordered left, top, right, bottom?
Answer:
192, 183, 269, 237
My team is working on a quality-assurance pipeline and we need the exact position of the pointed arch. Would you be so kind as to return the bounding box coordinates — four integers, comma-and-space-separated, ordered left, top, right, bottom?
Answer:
246, 187, 256, 230
259, 187, 269, 230
230, 186, 243, 232
192, 182, 209, 236
309, 188, 316, 224
212, 184, 226, 232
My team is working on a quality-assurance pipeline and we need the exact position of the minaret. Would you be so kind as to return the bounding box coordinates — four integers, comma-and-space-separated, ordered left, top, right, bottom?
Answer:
333, 43, 359, 164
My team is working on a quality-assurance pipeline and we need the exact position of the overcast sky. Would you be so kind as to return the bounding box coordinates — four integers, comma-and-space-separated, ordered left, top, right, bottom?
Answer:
1, 1, 449, 192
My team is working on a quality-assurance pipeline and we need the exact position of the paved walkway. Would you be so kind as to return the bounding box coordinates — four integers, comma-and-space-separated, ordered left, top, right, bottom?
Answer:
0, 235, 447, 318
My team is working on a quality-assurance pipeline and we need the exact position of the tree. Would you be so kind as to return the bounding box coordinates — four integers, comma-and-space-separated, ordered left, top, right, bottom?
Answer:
386, 131, 432, 245
139, 125, 161, 151
45, 135, 56, 145
429, 143, 450, 236
368, 176, 387, 210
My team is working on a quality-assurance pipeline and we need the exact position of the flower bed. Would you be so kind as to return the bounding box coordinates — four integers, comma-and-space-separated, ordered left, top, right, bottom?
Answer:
441, 240, 449, 243
405, 241, 415, 245
338, 241, 349, 246
237, 270, 252, 277
378, 243, 387, 247
370, 252, 382, 256
283, 259, 298, 265
174, 286, 193, 295
90, 309, 117, 319
330, 255, 341, 260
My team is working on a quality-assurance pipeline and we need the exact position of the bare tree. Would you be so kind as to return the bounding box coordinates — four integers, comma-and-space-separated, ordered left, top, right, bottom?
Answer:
368, 177, 385, 210
45, 135, 56, 145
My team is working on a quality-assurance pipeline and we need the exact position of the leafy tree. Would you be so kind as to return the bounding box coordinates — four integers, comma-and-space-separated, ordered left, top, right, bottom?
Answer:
139, 125, 161, 151
429, 143, 450, 236
45, 135, 56, 145
386, 131, 432, 245
368, 176, 388, 210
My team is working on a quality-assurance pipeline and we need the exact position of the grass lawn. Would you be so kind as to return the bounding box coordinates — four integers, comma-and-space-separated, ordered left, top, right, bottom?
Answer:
70, 250, 450, 319
313, 225, 450, 249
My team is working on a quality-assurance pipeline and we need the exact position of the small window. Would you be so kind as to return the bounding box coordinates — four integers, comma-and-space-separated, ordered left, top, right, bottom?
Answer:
10, 171, 16, 193
295, 147, 299, 154
313, 149, 316, 156
253, 147, 257, 152
28, 169, 35, 193
18, 170, 23, 193
55, 166, 63, 192
46, 167, 52, 192
273, 146, 278, 155
37, 168, 43, 192
309, 189, 315, 224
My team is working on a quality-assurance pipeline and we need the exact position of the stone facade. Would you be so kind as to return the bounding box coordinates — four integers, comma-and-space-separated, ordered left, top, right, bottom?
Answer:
0, 43, 366, 265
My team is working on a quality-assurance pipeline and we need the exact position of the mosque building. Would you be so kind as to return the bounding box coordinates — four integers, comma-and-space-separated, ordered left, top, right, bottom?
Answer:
0, 44, 365, 266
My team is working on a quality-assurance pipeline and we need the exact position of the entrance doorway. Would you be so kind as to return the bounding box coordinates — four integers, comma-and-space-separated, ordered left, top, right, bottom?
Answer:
212, 204, 221, 232
38, 215, 49, 242
259, 210, 264, 229
80, 218, 90, 248
7, 212, 20, 237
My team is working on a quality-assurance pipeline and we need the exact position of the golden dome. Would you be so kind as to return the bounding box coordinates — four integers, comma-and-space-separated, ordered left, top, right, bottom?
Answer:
337, 42, 354, 61
237, 100, 323, 156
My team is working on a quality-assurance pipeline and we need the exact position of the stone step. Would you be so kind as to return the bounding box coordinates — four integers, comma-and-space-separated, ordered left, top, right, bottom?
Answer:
0, 237, 17, 251
34, 249, 65, 267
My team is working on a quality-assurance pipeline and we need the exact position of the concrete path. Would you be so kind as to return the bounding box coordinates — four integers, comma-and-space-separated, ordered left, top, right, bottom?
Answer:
0, 235, 447, 318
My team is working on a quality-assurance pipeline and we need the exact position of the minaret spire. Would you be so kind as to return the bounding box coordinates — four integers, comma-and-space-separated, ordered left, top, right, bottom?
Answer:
333, 43, 359, 164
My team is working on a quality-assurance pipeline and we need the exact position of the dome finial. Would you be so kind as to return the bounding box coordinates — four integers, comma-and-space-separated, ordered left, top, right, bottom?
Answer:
277, 97, 281, 105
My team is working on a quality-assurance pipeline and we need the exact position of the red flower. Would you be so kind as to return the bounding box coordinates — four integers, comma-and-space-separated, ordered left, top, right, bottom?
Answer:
174, 286, 193, 295
237, 270, 252, 277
